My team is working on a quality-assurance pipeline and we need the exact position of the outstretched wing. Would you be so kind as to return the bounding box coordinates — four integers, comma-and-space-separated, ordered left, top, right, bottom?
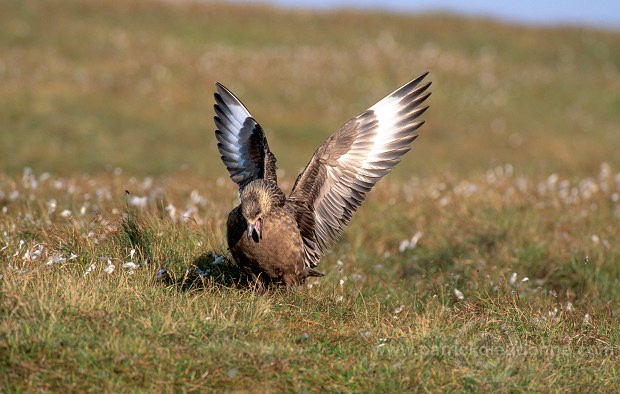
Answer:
214, 83, 277, 190
288, 72, 431, 267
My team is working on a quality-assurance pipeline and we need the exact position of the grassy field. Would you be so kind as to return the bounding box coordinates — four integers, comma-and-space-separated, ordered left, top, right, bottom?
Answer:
1, 0, 619, 392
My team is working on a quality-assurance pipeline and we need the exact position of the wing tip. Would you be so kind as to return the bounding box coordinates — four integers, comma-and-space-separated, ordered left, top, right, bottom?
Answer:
214, 81, 227, 93
410, 71, 431, 88
387, 71, 432, 101
417, 70, 430, 82
214, 82, 243, 107
214, 82, 228, 100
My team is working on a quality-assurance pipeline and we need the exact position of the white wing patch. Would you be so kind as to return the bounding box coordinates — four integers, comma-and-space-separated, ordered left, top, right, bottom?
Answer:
334, 93, 413, 180
367, 95, 403, 160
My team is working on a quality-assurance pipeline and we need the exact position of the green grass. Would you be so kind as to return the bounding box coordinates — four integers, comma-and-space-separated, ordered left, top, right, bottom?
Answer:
2, 169, 618, 391
1, 0, 619, 392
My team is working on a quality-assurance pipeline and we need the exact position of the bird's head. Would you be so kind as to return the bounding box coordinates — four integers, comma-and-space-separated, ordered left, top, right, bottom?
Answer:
240, 180, 274, 241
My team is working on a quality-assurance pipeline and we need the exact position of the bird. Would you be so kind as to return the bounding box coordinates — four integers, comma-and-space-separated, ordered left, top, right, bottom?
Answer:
214, 72, 431, 288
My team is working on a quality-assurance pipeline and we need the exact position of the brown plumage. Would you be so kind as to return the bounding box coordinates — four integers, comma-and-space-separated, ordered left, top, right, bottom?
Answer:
214, 72, 431, 287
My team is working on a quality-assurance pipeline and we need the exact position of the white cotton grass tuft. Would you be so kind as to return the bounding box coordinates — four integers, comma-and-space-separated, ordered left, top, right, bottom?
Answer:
83, 263, 96, 277
582, 313, 591, 325
454, 288, 464, 300
60, 209, 72, 218
399, 231, 422, 252
23, 244, 44, 262
104, 260, 115, 274
165, 203, 177, 222
121, 249, 138, 271
46, 253, 66, 266
509, 272, 518, 285
128, 195, 147, 208
47, 199, 57, 214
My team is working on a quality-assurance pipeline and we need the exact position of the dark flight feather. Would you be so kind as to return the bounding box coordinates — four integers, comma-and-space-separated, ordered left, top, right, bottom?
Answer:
214, 83, 277, 190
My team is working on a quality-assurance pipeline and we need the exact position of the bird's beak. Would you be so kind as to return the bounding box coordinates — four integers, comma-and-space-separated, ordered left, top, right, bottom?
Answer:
247, 218, 262, 240
246, 223, 254, 239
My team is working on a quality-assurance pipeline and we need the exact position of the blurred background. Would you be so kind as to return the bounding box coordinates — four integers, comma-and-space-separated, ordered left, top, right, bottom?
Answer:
239, 0, 620, 29
1, 0, 619, 180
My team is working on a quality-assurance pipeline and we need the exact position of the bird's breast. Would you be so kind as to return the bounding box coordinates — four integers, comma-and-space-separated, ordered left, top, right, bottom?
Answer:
227, 206, 305, 278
